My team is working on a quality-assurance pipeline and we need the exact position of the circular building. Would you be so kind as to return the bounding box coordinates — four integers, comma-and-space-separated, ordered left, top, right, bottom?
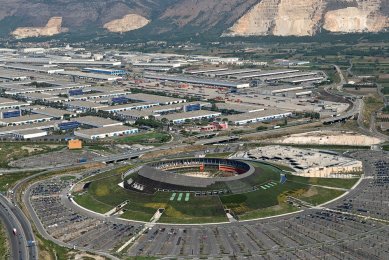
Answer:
123, 158, 256, 194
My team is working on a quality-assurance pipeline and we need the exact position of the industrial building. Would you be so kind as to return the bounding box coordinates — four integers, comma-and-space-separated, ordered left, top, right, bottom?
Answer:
82, 68, 127, 76
225, 110, 292, 125
0, 114, 53, 126
125, 93, 186, 105
74, 125, 139, 140
117, 110, 155, 121
29, 107, 76, 120
159, 110, 222, 124
13, 129, 48, 139
0, 97, 30, 110
73, 116, 123, 128
0, 109, 21, 119
101, 102, 159, 113
65, 101, 108, 111
57, 71, 123, 81
144, 74, 250, 89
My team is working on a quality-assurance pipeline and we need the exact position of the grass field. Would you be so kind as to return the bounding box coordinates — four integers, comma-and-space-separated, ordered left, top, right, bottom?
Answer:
362, 95, 384, 127
0, 171, 41, 192
0, 143, 65, 168
159, 195, 227, 224
299, 187, 345, 206
383, 145, 389, 151
0, 222, 9, 260
117, 132, 171, 144
286, 174, 360, 189
239, 204, 299, 220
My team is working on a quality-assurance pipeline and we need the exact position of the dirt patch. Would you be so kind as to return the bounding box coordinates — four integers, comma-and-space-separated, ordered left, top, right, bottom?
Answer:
302, 186, 318, 198
273, 130, 383, 146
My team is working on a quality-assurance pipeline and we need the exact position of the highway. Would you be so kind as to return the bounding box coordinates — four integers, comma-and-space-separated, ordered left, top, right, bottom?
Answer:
0, 195, 31, 260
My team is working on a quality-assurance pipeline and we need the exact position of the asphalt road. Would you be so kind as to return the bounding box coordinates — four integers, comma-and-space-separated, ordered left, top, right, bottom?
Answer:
0, 195, 30, 260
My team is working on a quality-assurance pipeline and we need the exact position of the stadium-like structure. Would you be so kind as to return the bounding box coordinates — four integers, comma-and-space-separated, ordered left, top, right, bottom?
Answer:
122, 158, 256, 194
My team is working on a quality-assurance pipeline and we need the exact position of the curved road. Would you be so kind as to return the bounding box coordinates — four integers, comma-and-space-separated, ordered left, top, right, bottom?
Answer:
0, 195, 31, 260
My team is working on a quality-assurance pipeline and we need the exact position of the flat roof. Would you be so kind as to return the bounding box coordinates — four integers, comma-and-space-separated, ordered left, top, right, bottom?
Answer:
160, 110, 221, 121
117, 109, 154, 118
144, 74, 249, 88
0, 120, 61, 135
126, 93, 186, 103
211, 68, 263, 77
65, 101, 108, 109
0, 114, 52, 124
185, 68, 228, 74
32, 107, 75, 118
101, 102, 158, 112
57, 71, 122, 80
215, 102, 265, 113
75, 125, 137, 136
233, 69, 300, 80
226, 109, 292, 122
14, 129, 47, 135
73, 116, 123, 127
0, 97, 20, 105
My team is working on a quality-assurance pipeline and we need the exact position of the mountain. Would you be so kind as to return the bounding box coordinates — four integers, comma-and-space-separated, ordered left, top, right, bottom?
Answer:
0, 0, 388, 39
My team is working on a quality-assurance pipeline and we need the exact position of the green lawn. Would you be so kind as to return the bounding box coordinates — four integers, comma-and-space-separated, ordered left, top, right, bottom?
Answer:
117, 132, 171, 144
239, 204, 299, 220
383, 145, 389, 151
82, 164, 135, 183
159, 195, 227, 224
299, 187, 345, 206
73, 192, 113, 214
286, 174, 360, 189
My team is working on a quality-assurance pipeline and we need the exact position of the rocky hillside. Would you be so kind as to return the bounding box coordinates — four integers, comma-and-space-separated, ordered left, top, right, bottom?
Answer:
0, 0, 387, 39
225, 0, 389, 36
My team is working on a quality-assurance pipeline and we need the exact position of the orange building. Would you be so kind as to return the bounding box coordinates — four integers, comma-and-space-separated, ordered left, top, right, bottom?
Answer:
68, 139, 82, 150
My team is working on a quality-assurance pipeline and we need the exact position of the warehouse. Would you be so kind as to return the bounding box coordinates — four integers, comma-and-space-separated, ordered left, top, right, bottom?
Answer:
117, 110, 155, 121
209, 68, 263, 78
57, 71, 123, 81
144, 74, 250, 89
213, 102, 265, 113
73, 116, 123, 128
132, 62, 183, 68
0, 120, 60, 136
125, 93, 186, 105
74, 125, 139, 140
149, 102, 209, 114
159, 110, 221, 124
13, 129, 48, 139
225, 110, 292, 125
82, 68, 127, 76
0, 114, 53, 126
3, 64, 65, 74
30, 107, 76, 120
0, 109, 21, 119
100, 102, 159, 113
0, 97, 30, 110
233, 69, 300, 80
184, 68, 228, 75
65, 101, 108, 111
